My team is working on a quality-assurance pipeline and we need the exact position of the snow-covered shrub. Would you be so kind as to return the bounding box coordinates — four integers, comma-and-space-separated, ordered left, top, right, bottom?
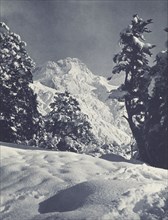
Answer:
37, 133, 59, 150
0, 22, 40, 143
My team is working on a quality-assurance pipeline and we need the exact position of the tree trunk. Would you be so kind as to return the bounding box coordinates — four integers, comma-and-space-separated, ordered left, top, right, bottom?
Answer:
125, 97, 150, 163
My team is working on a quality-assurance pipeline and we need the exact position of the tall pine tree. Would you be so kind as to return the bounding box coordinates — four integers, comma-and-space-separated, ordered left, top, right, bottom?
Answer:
0, 22, 40, 143
111, 15, 156, 163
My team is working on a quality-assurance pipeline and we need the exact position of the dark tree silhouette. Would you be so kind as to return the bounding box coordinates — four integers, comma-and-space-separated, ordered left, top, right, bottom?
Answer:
0, 22, 40, 143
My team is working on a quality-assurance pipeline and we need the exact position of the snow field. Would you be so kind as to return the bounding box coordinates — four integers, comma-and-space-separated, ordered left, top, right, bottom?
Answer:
0, 142, 168, 220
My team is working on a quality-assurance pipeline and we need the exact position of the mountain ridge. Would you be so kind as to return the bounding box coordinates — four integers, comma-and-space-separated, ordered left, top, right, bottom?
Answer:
31, 57, 131, 153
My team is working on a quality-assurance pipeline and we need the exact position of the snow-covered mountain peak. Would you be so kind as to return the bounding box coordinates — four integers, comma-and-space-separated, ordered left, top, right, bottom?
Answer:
33, 57, 98, 93
34, 57, 94, 80
57, 57, 93, 75
32, 57, 131, 150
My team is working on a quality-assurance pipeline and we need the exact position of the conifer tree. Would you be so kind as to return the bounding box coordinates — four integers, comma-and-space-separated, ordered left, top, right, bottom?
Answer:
45, 91, 95, 152
0, 22, 40, 143
111, 15, 155, 163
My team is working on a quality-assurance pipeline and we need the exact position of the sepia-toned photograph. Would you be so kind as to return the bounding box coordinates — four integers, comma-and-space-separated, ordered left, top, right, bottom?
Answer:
0, 0, 168, 219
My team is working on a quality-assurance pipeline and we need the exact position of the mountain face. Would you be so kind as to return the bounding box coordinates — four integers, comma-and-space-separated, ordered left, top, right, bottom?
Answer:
32, 57, 131, 152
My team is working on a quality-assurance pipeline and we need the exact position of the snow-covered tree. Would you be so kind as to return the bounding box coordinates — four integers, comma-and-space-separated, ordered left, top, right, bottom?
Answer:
45, 91, 96, 152
110, 15, 156, 163
144, 29, 168, 168
0, 22, 40, 143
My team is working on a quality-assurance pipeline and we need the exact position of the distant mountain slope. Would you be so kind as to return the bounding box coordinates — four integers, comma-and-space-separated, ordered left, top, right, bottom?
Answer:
32, 57, 131, 148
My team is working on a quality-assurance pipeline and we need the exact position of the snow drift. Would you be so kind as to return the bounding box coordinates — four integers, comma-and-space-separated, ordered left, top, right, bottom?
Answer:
1, 142, 168, 220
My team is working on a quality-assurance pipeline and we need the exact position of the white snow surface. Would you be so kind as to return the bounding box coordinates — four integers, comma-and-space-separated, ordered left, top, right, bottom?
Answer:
32, 58, 131, 148
1, 142, 168, 220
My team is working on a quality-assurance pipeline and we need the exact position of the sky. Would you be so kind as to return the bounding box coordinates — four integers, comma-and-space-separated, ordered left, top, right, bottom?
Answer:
1, 0, 167, 77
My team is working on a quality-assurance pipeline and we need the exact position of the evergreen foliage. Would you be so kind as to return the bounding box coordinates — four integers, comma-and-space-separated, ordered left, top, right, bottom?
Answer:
44, 91, 96, 152
111, 15, 155, 163
111, 15, 168, 168
144, 34, 168, 168
0, 22, 40, 143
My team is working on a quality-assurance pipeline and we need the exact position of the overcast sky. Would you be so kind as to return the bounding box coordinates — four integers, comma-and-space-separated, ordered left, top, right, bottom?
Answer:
1, 0, 167, 76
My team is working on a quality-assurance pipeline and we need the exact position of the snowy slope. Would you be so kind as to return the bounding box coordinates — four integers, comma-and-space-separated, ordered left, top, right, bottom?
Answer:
32, 58, 131, 149
1, 142, 168, 220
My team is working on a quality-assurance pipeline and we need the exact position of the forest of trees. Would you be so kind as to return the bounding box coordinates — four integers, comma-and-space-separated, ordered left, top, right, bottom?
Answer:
0, 16, 167, 169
